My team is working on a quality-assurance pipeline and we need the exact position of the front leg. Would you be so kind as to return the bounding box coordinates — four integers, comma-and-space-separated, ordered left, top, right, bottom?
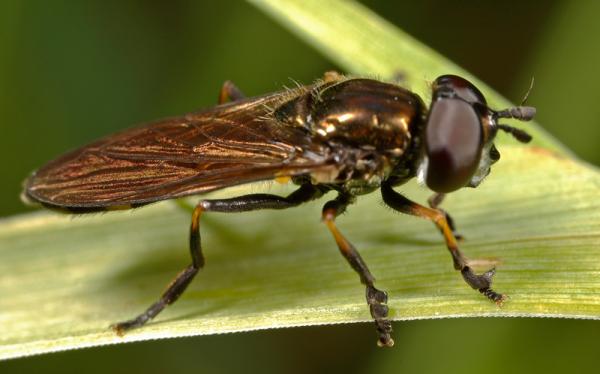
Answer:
381, 183, 506, 304
427, 192, 463, 240
322, 192, 394, 347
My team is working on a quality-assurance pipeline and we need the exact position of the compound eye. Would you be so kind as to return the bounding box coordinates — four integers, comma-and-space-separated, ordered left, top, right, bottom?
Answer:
434, 75, 486, 105
425, 98, 483, 193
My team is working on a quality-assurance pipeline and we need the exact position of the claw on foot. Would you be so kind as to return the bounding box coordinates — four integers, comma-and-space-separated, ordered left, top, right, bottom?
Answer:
110, 323, 127, 337
461, 266, 508, 305
480, 288, 508, 305
110, 318, 144, 337
366, 286, 394, 347
377, 336, 395, 348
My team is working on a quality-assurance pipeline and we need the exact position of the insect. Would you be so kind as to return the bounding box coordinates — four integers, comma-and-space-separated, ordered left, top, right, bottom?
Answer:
22, 71, 535, 347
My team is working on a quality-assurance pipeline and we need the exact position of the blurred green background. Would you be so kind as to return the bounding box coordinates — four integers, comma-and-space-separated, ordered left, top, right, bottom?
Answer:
1, 1, 599, 372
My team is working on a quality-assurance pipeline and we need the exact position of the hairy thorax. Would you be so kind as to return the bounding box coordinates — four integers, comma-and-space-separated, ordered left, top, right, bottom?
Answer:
275, 78, 426, 192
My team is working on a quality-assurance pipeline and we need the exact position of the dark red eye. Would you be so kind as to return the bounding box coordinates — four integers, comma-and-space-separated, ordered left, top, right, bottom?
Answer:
434, 75, 486, 105
425, 98, 483, 193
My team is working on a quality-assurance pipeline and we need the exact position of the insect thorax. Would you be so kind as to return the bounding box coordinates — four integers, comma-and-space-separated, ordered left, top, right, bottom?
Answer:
293, 79, 425, 188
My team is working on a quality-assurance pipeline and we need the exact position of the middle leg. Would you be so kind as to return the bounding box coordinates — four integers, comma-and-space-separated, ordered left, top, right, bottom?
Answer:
322, 192, 394, 347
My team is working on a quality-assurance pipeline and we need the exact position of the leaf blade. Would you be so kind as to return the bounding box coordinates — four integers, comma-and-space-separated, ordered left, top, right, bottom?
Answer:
1, 147, 599, 360
2, 0, 599, 360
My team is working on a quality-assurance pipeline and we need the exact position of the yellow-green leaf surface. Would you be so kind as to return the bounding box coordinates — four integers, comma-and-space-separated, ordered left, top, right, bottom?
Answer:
1, 0, 599, 361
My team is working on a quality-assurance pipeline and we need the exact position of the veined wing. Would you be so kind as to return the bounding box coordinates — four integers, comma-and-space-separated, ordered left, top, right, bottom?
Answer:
24, 88, 333, 209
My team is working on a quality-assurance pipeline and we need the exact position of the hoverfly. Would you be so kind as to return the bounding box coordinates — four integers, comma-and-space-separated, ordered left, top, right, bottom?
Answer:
23, 71, 535, 347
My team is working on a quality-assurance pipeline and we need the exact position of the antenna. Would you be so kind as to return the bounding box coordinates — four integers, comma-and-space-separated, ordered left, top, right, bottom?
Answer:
497, 124, 532, 143
495, 106, 536, 121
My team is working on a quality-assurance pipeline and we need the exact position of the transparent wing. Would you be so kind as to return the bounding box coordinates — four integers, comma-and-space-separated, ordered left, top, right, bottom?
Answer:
25, 89, 333, 208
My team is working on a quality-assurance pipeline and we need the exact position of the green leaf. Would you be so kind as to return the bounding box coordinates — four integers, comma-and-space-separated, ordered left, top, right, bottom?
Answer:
2, 0, 599, 360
